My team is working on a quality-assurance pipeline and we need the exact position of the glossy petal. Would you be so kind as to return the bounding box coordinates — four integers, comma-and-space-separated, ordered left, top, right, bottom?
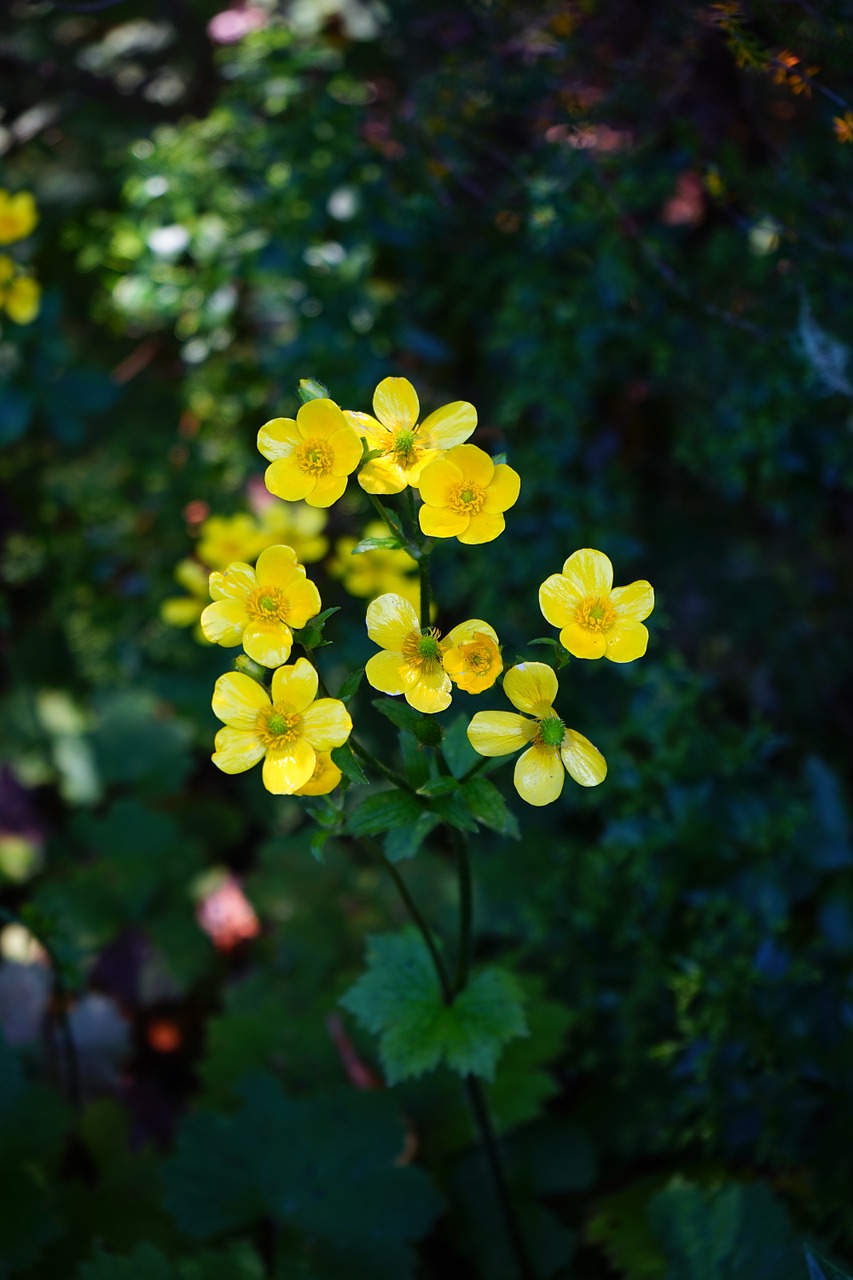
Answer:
295, 752, 342, 796
419, 504, 470, 538
560, 548, 613, 598
514, 744, 565, 807
467, 711, 536, 757
365, 649, 408, 695
201, 599, 248, 645
561, 730, 607, 787
483, 463, 521, 513
329, 425, 364, 475
243, 621, 293, 668
358, 457, 408, 494
373, 377, 419, 431
366, 592, 420, 650
611, 579, 655, 623
443, 618, 499, 647
446, 443, 493, 486
272, 657, 319, 712
255, 544, 302, 588
406, 671, 452, 714
262, 739, 316, 794
418, 457, 462, 507
420, 400, 477, 450
212, 671, 270, 729
344, 410, 387, 445
209, 562, 256, 602
404, 448, 441, 485
257, 416, 300, 461
538, 572, 578, 628
559, 622, 607, 660
297, 397, 348, 440
306, 472, 348, 508
284, 575, 322, 627
265, 457, 314, 501
604, 621, 649, 663
301, 698, 353, 750
212, 727, 265, 774
503, 662, 558, 716
458, 512, 505, 544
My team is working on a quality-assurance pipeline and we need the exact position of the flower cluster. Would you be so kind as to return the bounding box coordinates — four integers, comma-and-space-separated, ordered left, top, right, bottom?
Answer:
0, 190, 40, 327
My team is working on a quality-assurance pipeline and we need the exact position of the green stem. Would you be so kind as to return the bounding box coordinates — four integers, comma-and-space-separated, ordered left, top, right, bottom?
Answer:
452, 830, 473, 994
418, 552, 432, 630
367, 492, 398, 535
349, 735, 418, 796
405, 485, 418, 535
363, 840, 454, 1005
461, 754, 492, 782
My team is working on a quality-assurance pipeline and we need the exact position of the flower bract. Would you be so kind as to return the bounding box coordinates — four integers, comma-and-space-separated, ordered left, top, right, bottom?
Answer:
441, 620, 502, 693
346, 376, 477, 494
200, 544, 321, 667
258, 397, 362, 508
467, 661, 606, 806
418, 444, 520, 544
211, 658, 352, 794
539, 548, 654, 662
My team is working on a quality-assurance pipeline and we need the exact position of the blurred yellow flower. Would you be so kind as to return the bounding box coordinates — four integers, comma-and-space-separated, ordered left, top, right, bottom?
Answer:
834, 111, 853, 143
346, 376, 477, 494
258, 397, 362, 507
328, 521, 419, 609
467, 662, 606, 806
418, 443, 520, 544
197, 514, 268, 570
0, 191, 38, 245
160, 558, 211, 643
295, 750, 342, 796
442, 621, 502, 693
539, 548, 654, 662
201, 545, 321, 668
0, 257, 40, 325
212, 658, 352, 794
258, 499, 329, 563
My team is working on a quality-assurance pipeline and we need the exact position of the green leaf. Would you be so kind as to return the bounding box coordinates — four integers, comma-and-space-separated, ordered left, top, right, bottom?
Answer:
346, 790, 423, 838
310, 828, 329, 862
463, 776, 520, 840
373, 698, 424, 735
353, 535, 405, 553
400, 732, 431, 789
528, 637, 559, 649
417, 776, 459, 798
384, 812, 442, 862
331, 742, 368, 785
79, 1243, 172, 1280
338, 667, 364, 704
429, 792, 479, 833
294, 606, 340, 649
341, 929, 527, 1083
442, 715, 479, 778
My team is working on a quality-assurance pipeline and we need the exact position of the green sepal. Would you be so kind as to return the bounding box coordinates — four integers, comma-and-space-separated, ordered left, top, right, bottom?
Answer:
338, 667, 364, 704
331, 742, 368, 786
294, 606, 340, 650
297, 377, 329, 403
233, 654, 268, 684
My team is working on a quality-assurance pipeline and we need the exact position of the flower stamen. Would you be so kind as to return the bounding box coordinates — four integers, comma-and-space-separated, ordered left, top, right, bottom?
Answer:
296, 438, 334, 476
257, 703, 302, 747
575, 595, 616, 632
449, 482, 486, 515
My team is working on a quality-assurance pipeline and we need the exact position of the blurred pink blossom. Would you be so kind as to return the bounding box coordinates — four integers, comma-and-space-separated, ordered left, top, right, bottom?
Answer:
196, 874, 261, 951
208, 4, 268, 45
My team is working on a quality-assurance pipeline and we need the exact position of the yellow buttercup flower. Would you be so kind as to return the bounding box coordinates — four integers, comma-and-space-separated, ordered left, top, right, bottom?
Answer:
200, 545, 321, 668
197, 514, 268, 570
467, 662, 606, 806
258, 500, 329, 564
258, 397, 362, 508
442, 622, 502, 694
346, 376, 477, 494
212, 658, 352, 794
0, 191, 38, 245
295, 750, 342, 796
160, 558, 211, 642
539, 548, 654, 663
0, 256, 40, 325
365, 592, 497, 714
418, 444, 520, 544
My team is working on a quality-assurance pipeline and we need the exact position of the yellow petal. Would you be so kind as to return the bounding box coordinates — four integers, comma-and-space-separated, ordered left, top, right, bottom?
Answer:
458, 512, 505, 545
6, 277, 40, 325
212, 727, 266, 774
467, 711, 535, 757
283, 576, 322, 627
301, 698, 353, 750
209, 562, 256, 602
306, 472, 348, 507
405, 674, 452, 714
403, 448, 441, 486
212, 671, 270, 729
174, 559, 209, 595
373, 377, 419, 431
560, 730, 607, 787
446, 443, 493, 486
265, 457, 315, 501
262, 739, 316, 794
201, 599, 248, 645
420, 400, 477, 450
538, 573, 578, 628
418, 456, 462, 507
257, 416, 300, 461
483, 464, 521, 513
560, 548, 613, 598
358, 457, 408, 495
443, 618, 499, 647
160, 597, 203, 627
328, 426, 363, 475
604, 621, 649, 663
295, 752, 342, 796
366, 650, 409, 695
243, 621, 293, 668
559, 622, 607, 660
272, 657, 318, 712
419, 504, 469, 538
503, 662, 558, 716
254, 544, 302, 589
514, 744, 564, 806
344, 410, 387, 445
611, 579, 655, 623
296, 398, 348, 440
366, 592, 419, 650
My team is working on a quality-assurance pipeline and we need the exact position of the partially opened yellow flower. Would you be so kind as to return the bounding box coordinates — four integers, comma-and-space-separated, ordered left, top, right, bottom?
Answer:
258, 398, 362, 508
467, 662, 606, 806
0, 191, 38, 245
160, 558, 211, 642
212, 659, 352, 794
346, 376, 477, 494
418, 444, 520, 544
365, 593, 498, 714
539, 549, 654, 663
442, 621, 502, 693
295, 751, 342, 796
201, 545, 321, 667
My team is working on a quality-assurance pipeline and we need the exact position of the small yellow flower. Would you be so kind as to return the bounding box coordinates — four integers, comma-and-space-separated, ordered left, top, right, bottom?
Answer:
467, 662, 606, 806
346, 376, 477, 494
258, 397, 362, 508
257, 500, 329, 563
834, 111, 853, 143
365, 592, 497, 714
0, 191, 38, 245
197, 514, 267, 570
328, 521, 419, 604
0, 257, 40, 326
418, 444, 520, 544
442, 623, 502, 694
295, 750, 342, 796
201, 544, 321, 668
212, 658, 352, 794
160, 558, 211, 642
539, 548, 654, 663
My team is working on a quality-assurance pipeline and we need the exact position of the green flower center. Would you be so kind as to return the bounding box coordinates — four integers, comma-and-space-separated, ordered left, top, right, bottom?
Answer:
537, 715, 565, 748
450, 481, 485, 514
257, 703, 301, 746
386, 428, 421, 469
400, 627, 444, 674
417, 634, 441, 660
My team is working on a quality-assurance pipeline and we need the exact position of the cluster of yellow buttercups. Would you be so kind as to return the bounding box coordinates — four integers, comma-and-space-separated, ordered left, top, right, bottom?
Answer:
0, 189, 40, 326
202, 378, 654, 806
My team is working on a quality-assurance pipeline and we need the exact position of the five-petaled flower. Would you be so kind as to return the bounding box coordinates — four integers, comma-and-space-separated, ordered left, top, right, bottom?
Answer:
538, 548, 654, 662
418, 444, 520, 544
258, 398, 362, 508
365, 592, 498, 714
212, 658, 352, 794
467, 662, 606, 806
200, 544, 321, 667
346, 376, 477, 494
0, 191, 38, 245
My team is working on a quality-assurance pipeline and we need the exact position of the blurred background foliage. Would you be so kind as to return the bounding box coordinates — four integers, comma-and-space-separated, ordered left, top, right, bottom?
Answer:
2, 0, 853, 1276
